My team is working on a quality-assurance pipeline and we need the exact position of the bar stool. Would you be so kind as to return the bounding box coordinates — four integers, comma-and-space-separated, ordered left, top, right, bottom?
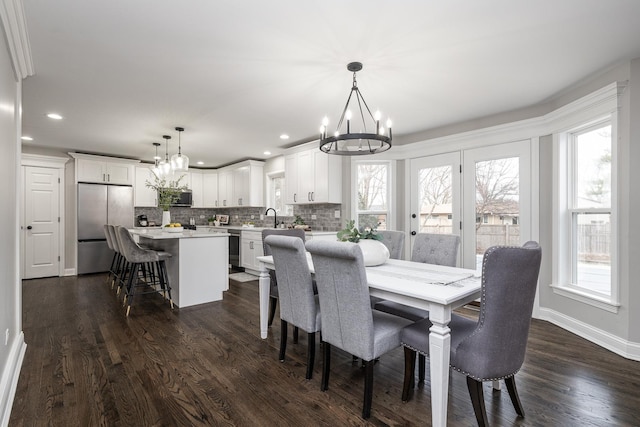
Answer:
107, 224, 125, 291
115, 226, 174, 316
104, 224, 117, 286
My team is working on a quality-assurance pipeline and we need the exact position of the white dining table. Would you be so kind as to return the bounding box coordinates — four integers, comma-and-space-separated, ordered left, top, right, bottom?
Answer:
256, 255, 481, 427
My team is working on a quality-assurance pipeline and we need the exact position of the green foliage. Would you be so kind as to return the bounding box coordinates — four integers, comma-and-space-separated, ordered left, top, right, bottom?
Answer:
145, 171, 188, 211
293, 215, 306, 225
337, 219, 382, 243
207, 215, 217, 222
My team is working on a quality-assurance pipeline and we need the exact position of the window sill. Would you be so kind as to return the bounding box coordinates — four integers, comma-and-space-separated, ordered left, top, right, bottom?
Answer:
550, 284, 620, 313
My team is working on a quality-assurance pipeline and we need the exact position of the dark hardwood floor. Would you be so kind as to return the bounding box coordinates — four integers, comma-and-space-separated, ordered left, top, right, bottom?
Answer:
10, 273, 640, 426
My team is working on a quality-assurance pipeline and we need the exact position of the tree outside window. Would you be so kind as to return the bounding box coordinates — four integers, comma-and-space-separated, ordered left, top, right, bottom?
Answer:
356, 162, 389, 230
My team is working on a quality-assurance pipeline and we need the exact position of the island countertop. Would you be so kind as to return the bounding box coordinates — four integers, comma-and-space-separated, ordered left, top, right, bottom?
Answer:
130, 229, 230, 240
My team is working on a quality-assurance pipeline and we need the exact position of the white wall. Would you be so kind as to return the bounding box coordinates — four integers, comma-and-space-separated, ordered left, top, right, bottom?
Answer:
0, 15, 26, 427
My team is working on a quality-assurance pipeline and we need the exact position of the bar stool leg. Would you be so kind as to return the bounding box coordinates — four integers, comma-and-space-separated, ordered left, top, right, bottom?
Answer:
158, 260, 174, 309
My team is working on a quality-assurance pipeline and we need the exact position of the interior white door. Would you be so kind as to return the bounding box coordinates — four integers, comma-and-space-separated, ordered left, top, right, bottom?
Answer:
24, 166, 60, 278
409, 152, 462, 262
462, 140, 531, 271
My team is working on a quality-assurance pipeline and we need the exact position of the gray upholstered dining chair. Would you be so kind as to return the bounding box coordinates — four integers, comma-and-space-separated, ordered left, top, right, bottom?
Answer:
375, 232, 461, 382
411, 232, 460, 265
400, 241, 542, 426
261, 228, 307, 328
377, 230, 405, 260
306, 239, 412, 419
264, 235, 320, 380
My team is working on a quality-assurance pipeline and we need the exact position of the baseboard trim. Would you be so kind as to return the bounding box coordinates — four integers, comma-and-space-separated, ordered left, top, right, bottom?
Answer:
0, 332, 26, 427
537, 308, 640, 361
63, 268, 75, 276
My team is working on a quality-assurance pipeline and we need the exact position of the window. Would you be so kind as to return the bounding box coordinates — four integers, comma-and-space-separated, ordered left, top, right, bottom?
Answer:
556, 118, 616, 307
569, 123, 612, 294
354, 162, 391, 231
267, 172, 292, 216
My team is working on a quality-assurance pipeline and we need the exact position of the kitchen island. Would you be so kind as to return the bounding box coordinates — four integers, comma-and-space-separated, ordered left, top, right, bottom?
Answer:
131, 229, 230, 308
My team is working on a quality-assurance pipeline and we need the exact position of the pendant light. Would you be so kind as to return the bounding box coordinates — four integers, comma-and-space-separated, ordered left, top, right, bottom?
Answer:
150, 142, 162, 176
159, 135, 172, 177
171, 126, 189, 172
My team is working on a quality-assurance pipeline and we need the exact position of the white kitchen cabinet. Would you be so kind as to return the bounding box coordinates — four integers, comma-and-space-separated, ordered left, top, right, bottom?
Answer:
189, 170, 204, 208
284, 153, 298, 204
218, 170, 233, 207
284, 148, 342, 204
202, 172, 219, 207
134, 166, 157, 207
240, 230, 264, 274
219, 160, 264, 207
73, 153, 136, 185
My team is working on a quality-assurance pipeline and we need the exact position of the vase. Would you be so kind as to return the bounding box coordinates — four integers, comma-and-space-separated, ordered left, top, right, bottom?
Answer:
357, 239, 390, 266
161, 211, 171, 227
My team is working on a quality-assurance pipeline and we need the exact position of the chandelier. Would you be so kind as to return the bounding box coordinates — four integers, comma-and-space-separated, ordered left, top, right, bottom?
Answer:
319, 62, 392, 155
171, 126, 189, 172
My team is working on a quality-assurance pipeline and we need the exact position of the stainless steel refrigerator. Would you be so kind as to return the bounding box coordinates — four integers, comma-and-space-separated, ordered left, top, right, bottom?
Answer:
77, 183, 134, 274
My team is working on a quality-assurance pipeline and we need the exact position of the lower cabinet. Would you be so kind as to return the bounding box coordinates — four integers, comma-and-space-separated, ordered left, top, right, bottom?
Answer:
240, 230, 264, 274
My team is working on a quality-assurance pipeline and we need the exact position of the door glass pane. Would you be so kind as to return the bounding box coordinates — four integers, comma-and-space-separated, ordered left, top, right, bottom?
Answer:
418, 165, 453, 234
475, 157, 519, 269
573, 212, 611, 294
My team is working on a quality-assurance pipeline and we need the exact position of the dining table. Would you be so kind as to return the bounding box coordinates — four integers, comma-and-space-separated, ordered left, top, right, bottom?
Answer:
256, 254, 481, 427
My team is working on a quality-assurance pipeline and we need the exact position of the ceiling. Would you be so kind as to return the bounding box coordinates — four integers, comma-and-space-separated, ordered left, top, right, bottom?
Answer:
20, 0, 640, 168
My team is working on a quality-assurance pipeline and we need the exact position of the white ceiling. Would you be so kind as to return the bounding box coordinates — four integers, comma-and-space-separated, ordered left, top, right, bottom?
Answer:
20, 0, 640, 168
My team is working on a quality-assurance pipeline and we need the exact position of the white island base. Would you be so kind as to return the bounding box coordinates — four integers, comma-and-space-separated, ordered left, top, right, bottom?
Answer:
137, 231, 229, 308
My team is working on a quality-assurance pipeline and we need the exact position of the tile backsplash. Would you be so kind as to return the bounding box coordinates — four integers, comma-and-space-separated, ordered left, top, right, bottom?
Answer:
135, 203, 344, 231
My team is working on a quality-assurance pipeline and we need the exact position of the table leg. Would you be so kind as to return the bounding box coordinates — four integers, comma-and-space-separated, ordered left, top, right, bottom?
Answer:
258, 262, 270, 339
428, 307, 452, 427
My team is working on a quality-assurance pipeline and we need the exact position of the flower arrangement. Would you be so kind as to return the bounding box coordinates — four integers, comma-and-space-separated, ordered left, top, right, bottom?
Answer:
145, 171, 188, 211
337, 219, 383, 243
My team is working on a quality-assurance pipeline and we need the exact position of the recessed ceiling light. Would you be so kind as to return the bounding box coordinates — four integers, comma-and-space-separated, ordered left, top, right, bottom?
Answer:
46, 113, 63, 120
21, 136, 33, 141
280, 134, 289, 140
263, 151, 271, 156
196, 161, 204, 165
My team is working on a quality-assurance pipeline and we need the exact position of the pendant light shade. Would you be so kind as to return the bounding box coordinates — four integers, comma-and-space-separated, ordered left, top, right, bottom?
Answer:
171, 126, 189, 172
150, 142, 162, 176
160, 135, 172, 177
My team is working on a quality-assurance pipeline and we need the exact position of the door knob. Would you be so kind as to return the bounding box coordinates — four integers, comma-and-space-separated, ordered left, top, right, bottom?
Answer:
411, 231, 416, 236
27, 225, 33, 230
411, 213, 417, 218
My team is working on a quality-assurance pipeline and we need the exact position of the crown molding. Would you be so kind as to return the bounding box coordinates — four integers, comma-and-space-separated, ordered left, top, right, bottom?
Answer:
0, 0, 34, 80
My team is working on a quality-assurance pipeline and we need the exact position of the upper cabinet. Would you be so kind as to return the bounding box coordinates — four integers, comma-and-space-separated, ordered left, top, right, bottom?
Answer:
285, 148, 342, 204
202, 172, 219, 208
189, 171, 204, 208
70, 153, 139, 185
71, 153, 137, 185
219, 160, 264, 207
134, 166, 157, 207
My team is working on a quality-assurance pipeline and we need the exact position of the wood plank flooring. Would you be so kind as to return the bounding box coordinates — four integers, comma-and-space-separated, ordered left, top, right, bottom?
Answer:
10, 273, 640, 426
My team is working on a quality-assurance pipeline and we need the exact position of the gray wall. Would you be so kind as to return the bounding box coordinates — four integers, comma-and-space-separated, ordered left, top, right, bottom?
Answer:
0, 20, 21, 421
627, 58, 640, 342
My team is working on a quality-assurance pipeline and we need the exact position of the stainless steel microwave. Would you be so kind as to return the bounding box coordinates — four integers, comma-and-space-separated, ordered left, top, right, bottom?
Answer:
171, 190, 193, 207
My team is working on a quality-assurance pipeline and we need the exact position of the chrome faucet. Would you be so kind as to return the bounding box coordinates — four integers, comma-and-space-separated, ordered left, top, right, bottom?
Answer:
265, 208, 277, 228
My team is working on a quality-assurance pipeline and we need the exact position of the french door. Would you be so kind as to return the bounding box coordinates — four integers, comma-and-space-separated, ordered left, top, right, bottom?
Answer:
409, 152, 462, 262
410, 140, 532, 270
